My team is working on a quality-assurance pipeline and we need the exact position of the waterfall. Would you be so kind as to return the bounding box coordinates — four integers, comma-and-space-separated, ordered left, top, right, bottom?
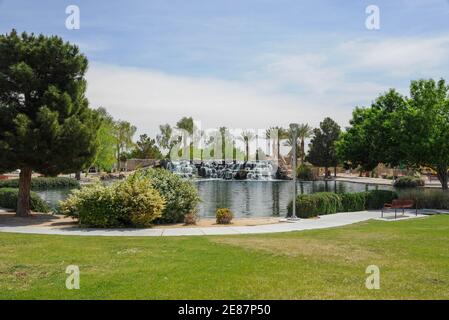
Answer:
166, 160, 277, 180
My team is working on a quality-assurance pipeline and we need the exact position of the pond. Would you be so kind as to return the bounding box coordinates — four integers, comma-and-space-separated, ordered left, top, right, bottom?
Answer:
37, 180, 393, 218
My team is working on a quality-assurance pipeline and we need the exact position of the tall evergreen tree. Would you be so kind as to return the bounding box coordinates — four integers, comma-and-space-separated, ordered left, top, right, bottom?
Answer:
306, 118, 341, 177
0, 30, 99, 216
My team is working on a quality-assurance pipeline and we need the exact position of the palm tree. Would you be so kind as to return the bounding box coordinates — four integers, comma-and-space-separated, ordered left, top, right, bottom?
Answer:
297, 123, 313, 164
283, 129, 300, 166
219, 127, 227, 164
265, 126, 287, 163
114, 120, 137, 171
238, 130, 255, 162
176, 117, 194, 163
283, 123, 313, 166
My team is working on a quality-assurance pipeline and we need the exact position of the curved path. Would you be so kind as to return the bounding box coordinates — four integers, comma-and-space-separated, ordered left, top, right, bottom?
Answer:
0, 210, 426, 237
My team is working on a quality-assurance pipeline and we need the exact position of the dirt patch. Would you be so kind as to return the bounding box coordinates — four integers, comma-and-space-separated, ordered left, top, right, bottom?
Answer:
0, 210, 77, 228
211, 237, 383, 263
155, 217, 280, 229
0, 209, 279, 229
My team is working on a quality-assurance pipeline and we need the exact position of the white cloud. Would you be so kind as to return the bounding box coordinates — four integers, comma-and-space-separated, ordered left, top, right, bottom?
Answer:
340, 35, 449, 76
85, 34, 449, 140
86, 63, 350, 138
262, 53, 344, 94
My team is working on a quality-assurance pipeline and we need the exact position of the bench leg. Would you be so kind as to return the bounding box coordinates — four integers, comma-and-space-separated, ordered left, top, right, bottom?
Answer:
381, 209, 383, 218
395, 209, 397, 219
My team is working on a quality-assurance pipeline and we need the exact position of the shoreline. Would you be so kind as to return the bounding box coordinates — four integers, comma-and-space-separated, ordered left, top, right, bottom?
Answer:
0, 210, 281, 229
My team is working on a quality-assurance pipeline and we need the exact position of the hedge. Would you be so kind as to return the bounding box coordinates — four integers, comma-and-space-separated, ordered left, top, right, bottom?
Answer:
287, 190, 398, 218
365, 190, 398, 209
0, 188, 50, 213
0, 177, 80, 190
398, 189, 449, 209
340, 192, 366, 212
297, 164, 315, 181
393, 176, 425, 188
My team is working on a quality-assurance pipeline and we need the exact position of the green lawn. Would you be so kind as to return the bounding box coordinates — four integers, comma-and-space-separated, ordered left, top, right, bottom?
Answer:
1, 215, 449, 299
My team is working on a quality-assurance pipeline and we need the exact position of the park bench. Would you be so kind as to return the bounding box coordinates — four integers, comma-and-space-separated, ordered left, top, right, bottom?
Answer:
381, 199, 417, 219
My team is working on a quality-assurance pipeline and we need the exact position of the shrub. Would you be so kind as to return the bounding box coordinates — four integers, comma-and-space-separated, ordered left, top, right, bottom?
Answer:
0, 188, 50, 213
340, 192, 366, 212
58, 178, 165, 228
287, 192, 341, 218
115, 178, 166, 227
365, 190, 398, 209
287, 194, 317, 218
216, 208, 233, 224
287, 190, 399, 218
133, 169, 200, 223
393, 176, 425, 188
297, 164, 315, 181
0, 177, 80, 190
184, 212, 199, 225
398, 189, 449, 209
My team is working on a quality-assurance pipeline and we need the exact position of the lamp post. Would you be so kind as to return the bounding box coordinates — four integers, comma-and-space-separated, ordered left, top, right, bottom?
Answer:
290, 123, 299, 220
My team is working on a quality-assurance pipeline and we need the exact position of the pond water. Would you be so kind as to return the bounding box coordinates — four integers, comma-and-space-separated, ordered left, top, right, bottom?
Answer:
37, 180, 393, 218
195, 180, 392, 217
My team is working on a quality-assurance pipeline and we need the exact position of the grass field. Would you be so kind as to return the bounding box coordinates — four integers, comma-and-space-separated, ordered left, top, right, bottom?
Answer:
1, 215, 449, 299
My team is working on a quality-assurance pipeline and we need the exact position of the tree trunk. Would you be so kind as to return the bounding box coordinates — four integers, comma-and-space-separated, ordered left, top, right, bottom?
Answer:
246, 143, 249, 162
325, 166, 329, 178
16, 167, 32, 217
75, 171, 81, 180
437, 166, 448, 190
117, 149, 121, 172
277, 139, 280, 164
300, 138, 305, 164
334, 166, 337, 177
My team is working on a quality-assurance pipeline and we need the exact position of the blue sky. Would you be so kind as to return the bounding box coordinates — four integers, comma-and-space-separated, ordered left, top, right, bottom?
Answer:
1, 0, 449, 138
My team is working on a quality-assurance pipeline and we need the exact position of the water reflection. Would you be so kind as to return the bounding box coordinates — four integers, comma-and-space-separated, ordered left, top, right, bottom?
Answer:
38, 180, 393, 218
195, 180, 390, 218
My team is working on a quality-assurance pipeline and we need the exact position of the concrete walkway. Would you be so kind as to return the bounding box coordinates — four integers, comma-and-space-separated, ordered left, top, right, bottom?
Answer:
0, 210, 428, 237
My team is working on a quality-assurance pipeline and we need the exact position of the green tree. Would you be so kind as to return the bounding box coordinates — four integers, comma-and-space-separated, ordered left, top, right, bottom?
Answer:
0, 30, 99, 216
92, 108, 116, 172
156, 124, 176, 158
336, 90, 407, 176
130, 134, 162, 159
297, 124, 313, 164
219, 127, 227, 164
335, 108, 379, 176
306, 117, 341, 178
238, 130, 255, 162
398, 79, 449, 189
176, 117, 194, 162
265, 126, 287, 162
114, 120, 136, 171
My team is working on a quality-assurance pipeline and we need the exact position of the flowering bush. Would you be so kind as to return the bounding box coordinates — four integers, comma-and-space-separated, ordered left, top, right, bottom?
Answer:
216, 208, 233, 224
59, 177, 165, 228
133, 169, 200, 223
